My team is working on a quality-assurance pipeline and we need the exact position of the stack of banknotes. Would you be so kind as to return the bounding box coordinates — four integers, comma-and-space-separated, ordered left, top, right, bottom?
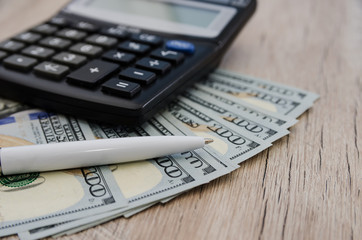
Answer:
0, 69, 318, 239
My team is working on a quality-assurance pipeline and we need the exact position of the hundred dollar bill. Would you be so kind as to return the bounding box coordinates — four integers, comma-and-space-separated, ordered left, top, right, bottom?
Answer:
0, 110, 127, 237
22, 121, 213, 239
18, 210, 121, 240
160, 99, 271, 164
100, 124, 209, 209
190, 84, 298, 129
0, 98, 28, 119
18, 202, 160, 240
51, 201, 157, 238
72, 117, 237, 224
18, 221, 72, 240
50, 200, 165, 239
199, 76, 313, 118
89, 121, 237, 181
180, 90, 290, 143
212, 69, 319, 103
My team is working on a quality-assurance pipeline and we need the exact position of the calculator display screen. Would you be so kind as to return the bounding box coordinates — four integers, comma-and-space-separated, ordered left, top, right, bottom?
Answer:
66, 0, 237, 38
88, 0, 219, 28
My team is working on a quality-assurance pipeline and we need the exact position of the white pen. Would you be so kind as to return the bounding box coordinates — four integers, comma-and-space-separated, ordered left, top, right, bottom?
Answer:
0, 136, 213, 175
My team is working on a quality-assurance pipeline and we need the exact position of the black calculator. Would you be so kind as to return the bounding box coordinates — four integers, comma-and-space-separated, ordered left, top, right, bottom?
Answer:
0, 0, 256, 124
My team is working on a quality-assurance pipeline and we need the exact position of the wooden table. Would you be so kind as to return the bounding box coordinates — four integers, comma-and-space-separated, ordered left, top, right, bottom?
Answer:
1, 0, 361, 239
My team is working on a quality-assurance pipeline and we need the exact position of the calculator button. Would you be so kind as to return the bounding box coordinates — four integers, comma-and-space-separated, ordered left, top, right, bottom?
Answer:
3, 54, 37, 72
135, 57, 171, 74
118, 41, 150, 55
150, 49, 185, 65
166, 40, 195, 54
39, 37, 71, 50
34, 61, 69, 80
49, 17, 68, 27
119, 68, 156, 85
0, 51, 7, 60
52, 52, 87, 68
101, 27, 128, 39
0, 40, 25, 52
67, 60, 119, 87
69, 43, 103, 57
102, 78, 141, 98
205, 0, 230, 4
21, 45, 55, 59
73, 21, 99, 32
85, 34, 118, 48
131, 33, 162, 46
102, 50, 135, 65
56, 28, 87, 41
32, 24, 58, 35
230, 0, 250, 7
13, 32, 41, 44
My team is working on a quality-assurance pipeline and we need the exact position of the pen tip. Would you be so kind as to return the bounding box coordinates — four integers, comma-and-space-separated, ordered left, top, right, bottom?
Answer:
204, 138, 214, 144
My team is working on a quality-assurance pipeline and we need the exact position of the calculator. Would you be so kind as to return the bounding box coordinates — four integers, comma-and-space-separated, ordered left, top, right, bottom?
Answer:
0, 0, 256, 124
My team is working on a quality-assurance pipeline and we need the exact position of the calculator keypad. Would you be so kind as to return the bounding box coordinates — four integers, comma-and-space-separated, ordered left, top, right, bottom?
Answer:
0, 19, 196, 100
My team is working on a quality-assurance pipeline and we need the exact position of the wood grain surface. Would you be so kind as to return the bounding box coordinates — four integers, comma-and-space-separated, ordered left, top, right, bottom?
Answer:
0, 0, 361, 239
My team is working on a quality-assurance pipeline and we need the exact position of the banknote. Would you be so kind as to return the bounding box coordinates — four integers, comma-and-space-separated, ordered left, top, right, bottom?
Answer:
49, 201, 162, 239
0, 110, 127, 237
198, 77, 313, 117
70, 118, 238, 232
3, 69, 318, 239
189, 84, 298, 129
18, 210, 119, 240
18, 202, 160, 240
89, 122, 210, 208
160, 99, 271, 164
180, 90, 290, 143
89, 120, 237, 180
19, 120, 214, 239
0, 98, 28, 119
18, 221, 71, 240
212, 69, 319, 103
19, 114, 240, 239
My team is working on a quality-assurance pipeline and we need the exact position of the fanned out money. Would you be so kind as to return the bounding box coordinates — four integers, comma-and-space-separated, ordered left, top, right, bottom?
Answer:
0, 70, 318, 239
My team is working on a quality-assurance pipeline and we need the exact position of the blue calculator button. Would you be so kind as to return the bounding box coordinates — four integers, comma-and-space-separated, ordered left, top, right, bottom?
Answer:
165, 40, 195, 54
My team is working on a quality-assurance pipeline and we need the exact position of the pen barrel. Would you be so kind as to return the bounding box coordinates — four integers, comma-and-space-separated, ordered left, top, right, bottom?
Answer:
0, 136, 205, 175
